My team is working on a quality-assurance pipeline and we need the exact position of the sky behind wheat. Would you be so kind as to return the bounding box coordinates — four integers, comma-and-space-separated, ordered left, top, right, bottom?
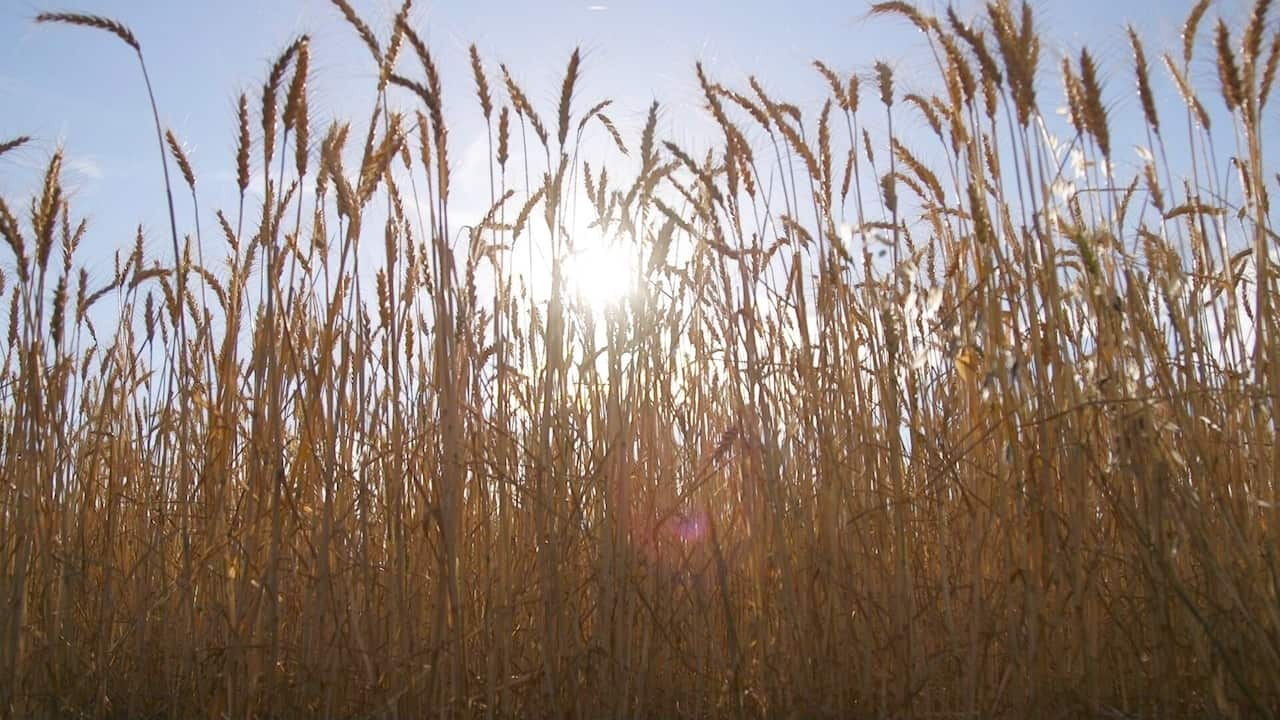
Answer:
0, 0, 1244, 289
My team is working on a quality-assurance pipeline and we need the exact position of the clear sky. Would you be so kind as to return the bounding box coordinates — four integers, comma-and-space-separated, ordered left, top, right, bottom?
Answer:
0, 0, 1246, 291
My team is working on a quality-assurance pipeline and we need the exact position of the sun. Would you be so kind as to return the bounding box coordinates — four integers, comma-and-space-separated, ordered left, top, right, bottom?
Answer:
563, 231, 638, 312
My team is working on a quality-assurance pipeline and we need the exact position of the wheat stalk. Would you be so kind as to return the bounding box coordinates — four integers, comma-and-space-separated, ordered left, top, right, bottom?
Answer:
329, 0, 381, 63
1216, 20, 1245, 113
1128, 27, 1160, 133
470, 44, 493, 121
165, 130, 196, 189
35, 12, 139, 51
557, 49, 582, 148
0, 136, 31, 158
1183, 0, 1211, 65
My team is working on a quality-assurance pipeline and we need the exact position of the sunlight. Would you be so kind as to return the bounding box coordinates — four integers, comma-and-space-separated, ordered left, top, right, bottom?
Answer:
563, 227, 638, 312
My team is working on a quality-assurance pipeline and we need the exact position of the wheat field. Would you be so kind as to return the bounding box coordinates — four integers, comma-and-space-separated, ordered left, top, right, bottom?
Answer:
1, 0, 1278, 717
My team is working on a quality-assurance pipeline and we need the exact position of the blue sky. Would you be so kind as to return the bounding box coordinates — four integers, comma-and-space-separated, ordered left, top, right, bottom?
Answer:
0, 0, 1245, 292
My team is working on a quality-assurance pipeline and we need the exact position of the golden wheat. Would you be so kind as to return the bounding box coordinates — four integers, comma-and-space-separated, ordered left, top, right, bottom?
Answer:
2, 2, 1278, 718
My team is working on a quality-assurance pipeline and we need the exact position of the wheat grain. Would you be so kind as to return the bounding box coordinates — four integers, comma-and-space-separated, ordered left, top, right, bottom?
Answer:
1183, 0, 1211, 65
869, 1, 932, 33
1128, 27, 1160, 133
720, 87, 772, 132
500, 64, 549, 146
892, 138, 944, 204
470, 44, 493, 121
594, 113, 628, 155
497, 106, 510, 167
1216, 20, 1245, 113
1261, 31, 1280, 108
557, 49, 581, 148
0, 136, 30, 158
1163, 53, 1212, 128
875, 61, 894, 107
165, 130, 196, 189
33, 151, 63, 274
813, 60, 848, 110
512, 185, 545, 239
329, 0, 381, 63
0, 196, 24, 280
283, 37, 310, 130
948, 6, 1001, 85
262, 38, 306, 168
1079, 49, 1111, 157
903, 94, 943, 138
35, 12, 139, 52
236, 94, 251, 194
289, 41, 311, 179
1245, 0, 1273, 74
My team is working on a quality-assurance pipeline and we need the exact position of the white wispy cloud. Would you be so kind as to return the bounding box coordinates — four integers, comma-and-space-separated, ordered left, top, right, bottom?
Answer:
66, 156, 104, 181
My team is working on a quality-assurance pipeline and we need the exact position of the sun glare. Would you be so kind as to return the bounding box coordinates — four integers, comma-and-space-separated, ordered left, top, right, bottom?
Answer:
564, 234, 638, 311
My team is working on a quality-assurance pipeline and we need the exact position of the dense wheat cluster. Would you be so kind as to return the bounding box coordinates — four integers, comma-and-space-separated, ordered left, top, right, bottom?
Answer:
1, 0, 1277, 717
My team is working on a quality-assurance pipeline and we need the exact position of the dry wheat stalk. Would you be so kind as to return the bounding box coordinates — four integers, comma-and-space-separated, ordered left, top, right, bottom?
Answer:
0, 136, 30, 158
1183, 0, 1211, 65
875, 61, 894, 107
287, 41, 311, 179
165, 130, 196, 189
557, 49, 582, 148
236, 93, 251, 194
1128, 27, 1160, 133
497, 106, 510, 167
1216, 20, 1245, 113
329, 0, 381, 63
1244, 0, 1273, 75
1261, 30, 1280, 108
869, 1, 933, 34
813, 60, 848, 111
35, 12, 139, 51
500, 64, 548, 146
1079, 49, 1111, 157
470, 44, 493, 121
1163, 53, 1212, 129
